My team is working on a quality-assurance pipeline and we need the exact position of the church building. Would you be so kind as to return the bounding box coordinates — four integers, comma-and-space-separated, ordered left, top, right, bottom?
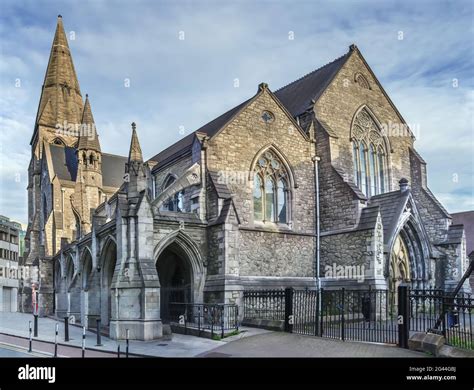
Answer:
20, 16, 470, 340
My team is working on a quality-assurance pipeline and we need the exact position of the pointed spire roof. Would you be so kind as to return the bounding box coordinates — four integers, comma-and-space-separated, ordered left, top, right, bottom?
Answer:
77, 95, 101, 152
34, 16, 83, 134
128, 122, 143, 162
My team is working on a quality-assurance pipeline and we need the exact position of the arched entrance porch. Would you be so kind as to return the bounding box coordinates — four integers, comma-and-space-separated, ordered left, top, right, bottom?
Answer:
388, 219, 429, 310
156, 242, 193, 322
154, 231, 205, 323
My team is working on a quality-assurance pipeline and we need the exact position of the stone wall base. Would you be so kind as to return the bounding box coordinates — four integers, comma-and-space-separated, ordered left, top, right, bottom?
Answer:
109, 319, 163, 340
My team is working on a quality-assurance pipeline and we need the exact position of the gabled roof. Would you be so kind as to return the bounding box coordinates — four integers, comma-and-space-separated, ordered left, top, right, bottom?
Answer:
274, 52, 351, 117
149, 132, 195, 167
49, 144, 126, 187
149, 98, 252, 169
147, 50, 352, 171
368, 189, 410, 245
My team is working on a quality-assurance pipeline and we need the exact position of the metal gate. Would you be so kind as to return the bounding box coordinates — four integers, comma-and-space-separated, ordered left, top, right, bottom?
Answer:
291, 288, 399, 344
243, 287, 474, 350
161, 286, 191, 323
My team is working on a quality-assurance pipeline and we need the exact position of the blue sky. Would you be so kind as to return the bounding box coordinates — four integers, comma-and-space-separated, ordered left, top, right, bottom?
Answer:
0, 0, 473, 224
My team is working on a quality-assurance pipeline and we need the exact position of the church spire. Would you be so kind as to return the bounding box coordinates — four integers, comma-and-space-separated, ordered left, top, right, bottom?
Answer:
77, 94, 101, 152
35, 15, 83, 133
128, 122, 143, 162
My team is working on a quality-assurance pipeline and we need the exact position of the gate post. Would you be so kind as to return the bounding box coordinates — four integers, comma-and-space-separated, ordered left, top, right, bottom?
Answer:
284, 288, 294, 333
341, 288, 345, 341
397, 284, 410, 348
315, 290, 320, 337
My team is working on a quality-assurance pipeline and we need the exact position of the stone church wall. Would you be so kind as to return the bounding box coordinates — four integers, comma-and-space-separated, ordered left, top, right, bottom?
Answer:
207, 90, 316, 233
238, 230, 315, 277
316, 127, 361, 232
315, 51, 415, 193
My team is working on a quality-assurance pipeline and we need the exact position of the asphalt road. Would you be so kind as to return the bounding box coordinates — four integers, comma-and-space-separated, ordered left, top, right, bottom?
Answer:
0, 334, 119, 358
0, 345, 37, 358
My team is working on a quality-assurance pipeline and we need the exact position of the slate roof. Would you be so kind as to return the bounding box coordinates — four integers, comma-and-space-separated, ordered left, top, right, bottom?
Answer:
451, 211, 474, 255
50, 144, 78, 182
368, 190, 409, 245
149, 99, 251, 169
208, 171, 232, 199
49, 144, 127, 188
358, 205, 380, 230
443, 224, 465, 245
101, 153, 128, 187
148, 50, 351, 170
274, 53, 350, 117
149, 133, 195, 167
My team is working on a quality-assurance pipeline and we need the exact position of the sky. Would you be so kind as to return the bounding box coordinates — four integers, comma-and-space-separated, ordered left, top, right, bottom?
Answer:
0, 0, 473, 225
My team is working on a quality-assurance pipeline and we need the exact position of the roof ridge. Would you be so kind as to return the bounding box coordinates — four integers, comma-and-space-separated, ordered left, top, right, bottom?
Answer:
102, 152, 128, 159
275, 51, 349, 93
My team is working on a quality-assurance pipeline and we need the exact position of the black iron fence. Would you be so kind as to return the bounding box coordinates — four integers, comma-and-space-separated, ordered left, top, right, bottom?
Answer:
320, 288, 399, 344
410, 289, 473, 350
243, 287, 474, 350
243, 289, 285, 321
167, 302, 239, 338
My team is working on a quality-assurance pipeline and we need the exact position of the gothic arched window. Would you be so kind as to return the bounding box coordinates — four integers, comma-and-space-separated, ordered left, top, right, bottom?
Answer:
253, 150, 290, 224
351, 108, 388, 196
355, 73, 370, 90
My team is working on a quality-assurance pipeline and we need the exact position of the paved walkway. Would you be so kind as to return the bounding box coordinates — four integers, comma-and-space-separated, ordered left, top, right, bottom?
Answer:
200, 331, 428, 357
0, 312, 267, 357
1, 312, 430, 357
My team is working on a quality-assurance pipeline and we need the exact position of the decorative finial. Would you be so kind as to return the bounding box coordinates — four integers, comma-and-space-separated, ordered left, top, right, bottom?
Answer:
131, 122, 136, 131
85, 93, 88, 98
258, 82, 268, 92
399, 178, 409, 193
58, 14, 62, 19
349, 44, 357, 51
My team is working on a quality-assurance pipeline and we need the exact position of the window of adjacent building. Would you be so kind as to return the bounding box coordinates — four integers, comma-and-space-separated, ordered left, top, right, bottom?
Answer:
253, 149, 289, 224
351, 108, 387, 196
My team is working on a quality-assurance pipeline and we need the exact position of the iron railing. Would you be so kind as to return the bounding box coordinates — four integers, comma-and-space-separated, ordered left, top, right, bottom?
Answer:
167, 302, 239, 338
410, 289, 473, 350
242, 287, 473, 349
243, 289, 286, 321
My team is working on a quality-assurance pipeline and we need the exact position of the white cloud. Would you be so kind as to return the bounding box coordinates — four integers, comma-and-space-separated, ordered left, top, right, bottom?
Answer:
0, 0, 472, 223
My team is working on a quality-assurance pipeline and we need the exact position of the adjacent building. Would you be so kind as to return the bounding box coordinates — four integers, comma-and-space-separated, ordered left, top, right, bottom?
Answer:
0, 215, 23, 312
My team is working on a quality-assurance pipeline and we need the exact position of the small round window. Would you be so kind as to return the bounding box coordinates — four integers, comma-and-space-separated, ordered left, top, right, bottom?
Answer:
261, 110, 275, 123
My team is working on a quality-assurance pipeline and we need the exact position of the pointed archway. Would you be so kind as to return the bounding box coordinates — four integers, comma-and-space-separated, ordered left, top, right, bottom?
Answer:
154, 230, 204, 323
100, 238, 117, 327
156, 242, 193, 322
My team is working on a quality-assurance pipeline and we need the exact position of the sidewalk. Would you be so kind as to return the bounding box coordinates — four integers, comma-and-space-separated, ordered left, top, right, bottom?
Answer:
0, 312, 267, 357
200, 331, 429, 357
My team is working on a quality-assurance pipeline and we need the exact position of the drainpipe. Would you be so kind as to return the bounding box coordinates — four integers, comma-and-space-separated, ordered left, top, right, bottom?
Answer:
312, 153, 322, 329
312, 155, 321, 291
200, 136, 209, 222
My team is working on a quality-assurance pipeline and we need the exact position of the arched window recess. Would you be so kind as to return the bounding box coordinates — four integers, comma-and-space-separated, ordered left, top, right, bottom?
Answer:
252, 149, 292, 225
